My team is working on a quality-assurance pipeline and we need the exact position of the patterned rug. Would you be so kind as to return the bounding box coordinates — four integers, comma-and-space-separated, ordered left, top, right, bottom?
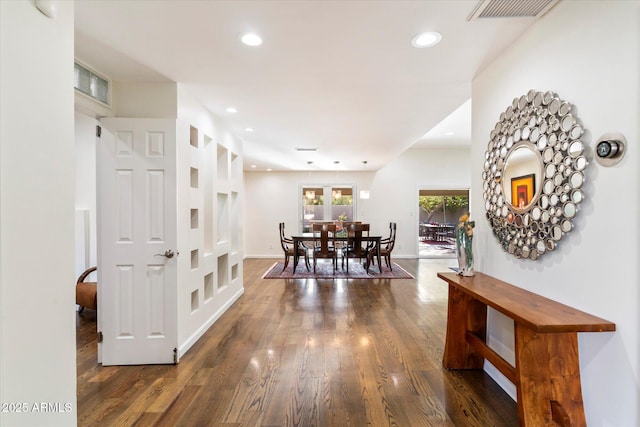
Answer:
262, 260, 414, 279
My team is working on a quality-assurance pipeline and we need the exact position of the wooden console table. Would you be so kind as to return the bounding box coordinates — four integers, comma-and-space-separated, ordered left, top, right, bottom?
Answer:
437, 272, 615, 427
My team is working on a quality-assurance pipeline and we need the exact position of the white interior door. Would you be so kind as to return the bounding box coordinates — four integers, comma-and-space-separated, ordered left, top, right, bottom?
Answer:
98, 118, 177, 365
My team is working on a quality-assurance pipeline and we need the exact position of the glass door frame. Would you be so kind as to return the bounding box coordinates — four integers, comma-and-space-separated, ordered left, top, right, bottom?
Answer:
416, 186, 470, 259
299, 184, 357, 233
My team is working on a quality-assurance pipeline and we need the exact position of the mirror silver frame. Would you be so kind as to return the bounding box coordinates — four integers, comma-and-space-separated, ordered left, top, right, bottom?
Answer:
482, 90, 586, 260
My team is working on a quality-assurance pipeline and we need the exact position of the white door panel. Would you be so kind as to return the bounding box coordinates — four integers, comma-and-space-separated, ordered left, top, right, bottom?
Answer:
98, 118, 177, 365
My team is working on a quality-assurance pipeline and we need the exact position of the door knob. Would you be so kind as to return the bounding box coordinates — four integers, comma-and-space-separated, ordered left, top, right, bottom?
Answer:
155, 250, 175, 259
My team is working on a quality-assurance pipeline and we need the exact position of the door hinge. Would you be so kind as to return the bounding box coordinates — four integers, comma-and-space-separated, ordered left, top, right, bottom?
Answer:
96, 125, 102, 138
173, 348, 178, 364
97, 331, 103, 343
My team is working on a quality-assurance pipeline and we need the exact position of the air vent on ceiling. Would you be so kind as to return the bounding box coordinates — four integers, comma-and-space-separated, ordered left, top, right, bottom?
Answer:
467, 0, 560, 21
296, 147, 318, 152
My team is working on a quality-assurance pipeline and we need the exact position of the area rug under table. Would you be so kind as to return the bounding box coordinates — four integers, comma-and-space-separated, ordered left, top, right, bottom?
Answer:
262, 260, 414, 279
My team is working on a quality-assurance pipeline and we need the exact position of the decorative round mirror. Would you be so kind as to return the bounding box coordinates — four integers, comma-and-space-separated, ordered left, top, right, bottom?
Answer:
482, 90, 587, 260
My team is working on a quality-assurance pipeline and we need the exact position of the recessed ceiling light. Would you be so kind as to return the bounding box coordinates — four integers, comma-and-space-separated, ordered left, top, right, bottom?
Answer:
226, 107, 237, 113
251, 164, 256, 168
245, 127, 254, 132
411, 31, 442, 48
241, 33, 262, 47
445, 131, 455, 136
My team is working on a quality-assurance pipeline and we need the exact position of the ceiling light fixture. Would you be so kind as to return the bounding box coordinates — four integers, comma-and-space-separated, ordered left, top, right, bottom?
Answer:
411, 31, 442, 48
226, 107, 237, 113
244, 127, 254, 132
241, 33, 262, 47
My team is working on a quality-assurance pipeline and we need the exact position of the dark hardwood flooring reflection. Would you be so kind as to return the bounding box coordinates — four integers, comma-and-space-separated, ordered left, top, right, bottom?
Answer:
77, 258, 517, 426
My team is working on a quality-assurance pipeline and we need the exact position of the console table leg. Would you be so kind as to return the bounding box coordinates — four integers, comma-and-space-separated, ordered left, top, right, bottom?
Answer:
443, 286, 486, 369
515, 325, 585, 427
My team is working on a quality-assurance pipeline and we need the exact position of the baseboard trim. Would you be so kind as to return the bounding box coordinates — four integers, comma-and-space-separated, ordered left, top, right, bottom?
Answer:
484, 361, 517, 401
177, 287, 245, 360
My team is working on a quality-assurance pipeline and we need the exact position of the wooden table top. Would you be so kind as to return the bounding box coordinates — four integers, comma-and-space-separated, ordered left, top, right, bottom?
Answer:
437, 272, 616, 333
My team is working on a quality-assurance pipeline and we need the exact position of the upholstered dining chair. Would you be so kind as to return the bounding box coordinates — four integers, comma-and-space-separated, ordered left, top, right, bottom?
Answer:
312, 223, 338, 273
279, 222, 310, 272
378, 222, 397, 271
342, 223, 371, 273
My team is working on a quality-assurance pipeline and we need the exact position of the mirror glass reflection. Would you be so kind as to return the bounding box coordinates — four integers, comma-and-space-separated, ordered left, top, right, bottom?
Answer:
501, 144, 543, 211
482, 90, 587, 260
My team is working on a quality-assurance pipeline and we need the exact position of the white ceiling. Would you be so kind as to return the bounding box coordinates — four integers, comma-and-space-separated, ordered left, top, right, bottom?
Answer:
74, 0, 544, 171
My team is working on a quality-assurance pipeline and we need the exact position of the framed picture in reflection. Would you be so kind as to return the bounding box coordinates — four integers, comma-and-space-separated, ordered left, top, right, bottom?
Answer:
511, 174, 535, 208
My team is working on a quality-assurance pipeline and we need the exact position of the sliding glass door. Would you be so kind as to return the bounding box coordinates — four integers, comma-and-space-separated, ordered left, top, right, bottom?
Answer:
418, 189, 469, 258
301, 185, 354, 232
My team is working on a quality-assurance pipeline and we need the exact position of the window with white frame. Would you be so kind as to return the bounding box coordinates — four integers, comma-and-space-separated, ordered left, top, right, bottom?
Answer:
300, 185, 355, 232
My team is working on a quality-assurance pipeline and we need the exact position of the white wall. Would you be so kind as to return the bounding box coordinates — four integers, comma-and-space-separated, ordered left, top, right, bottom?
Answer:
367, 147, 471, 255
244, 146, 471, 257
113, 82, 177, 118
472, 1, 639, 425
75, 112, 98, 278
0, 1, 77, 426
74, 78, 245, 362
176, 86, 244, 356
244, 170, 375, 257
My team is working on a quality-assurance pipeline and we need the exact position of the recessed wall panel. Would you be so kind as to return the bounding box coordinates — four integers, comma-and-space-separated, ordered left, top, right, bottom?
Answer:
190, 126, 198, 148
231, 191, 239, 252
203, 136, 214, 253
191, 289, 199, 313
190, 167, 199, 188
190, 209, 199, 229
147, 170, 165, 242
232, 263, 239, 281
204, 272, 213, 301
191, 249, 199, 270
116, 265, 134, 338
116, 170, 133, 242
217, 193, 229, 243
217, 254, 229, 291
217, 144, 228, 181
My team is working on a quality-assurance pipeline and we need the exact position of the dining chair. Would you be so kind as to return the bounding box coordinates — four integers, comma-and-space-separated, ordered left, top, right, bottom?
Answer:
335, 220, 360, 246
279, 222, 310, 272
312, 223, 338, 273
342, 223, 371, 273
377, 222, 397, 270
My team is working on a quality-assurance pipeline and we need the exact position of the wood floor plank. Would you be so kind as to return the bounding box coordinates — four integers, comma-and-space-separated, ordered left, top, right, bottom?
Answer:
77, 258, 518, 426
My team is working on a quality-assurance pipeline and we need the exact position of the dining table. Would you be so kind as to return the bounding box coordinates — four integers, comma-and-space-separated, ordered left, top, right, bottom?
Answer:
290, 233, 382, 273
420, 224, 455, 241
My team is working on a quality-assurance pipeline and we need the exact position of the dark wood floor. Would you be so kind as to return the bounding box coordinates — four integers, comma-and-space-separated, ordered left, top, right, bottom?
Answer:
77, 258, 517, 426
